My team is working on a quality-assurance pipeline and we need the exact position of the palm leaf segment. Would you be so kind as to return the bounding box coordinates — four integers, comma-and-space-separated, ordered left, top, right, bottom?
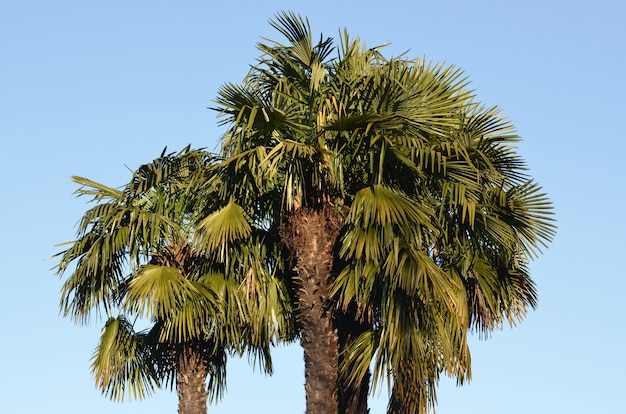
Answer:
214, 11, 555, 413
54, 147, 292, 402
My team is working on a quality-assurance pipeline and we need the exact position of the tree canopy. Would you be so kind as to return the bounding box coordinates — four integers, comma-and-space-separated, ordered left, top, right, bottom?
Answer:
54, 147, 293, 414
212, 11, 555, 413
55, 11, 554, 414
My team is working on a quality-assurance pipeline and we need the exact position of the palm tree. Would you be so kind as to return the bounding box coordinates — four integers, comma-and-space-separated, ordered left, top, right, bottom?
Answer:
214, 13, 351, 413
213, 11, 554, 414
54, 147, 292, 414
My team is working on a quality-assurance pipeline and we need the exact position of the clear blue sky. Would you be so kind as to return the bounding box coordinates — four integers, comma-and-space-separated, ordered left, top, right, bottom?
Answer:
1, 1, 624, 413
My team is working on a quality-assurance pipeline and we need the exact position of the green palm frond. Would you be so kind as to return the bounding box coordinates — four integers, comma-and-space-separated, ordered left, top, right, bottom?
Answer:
261, 12, 333, 93
195, 202, 252, 259
127, 146, 211, 194
72, 176, 124, 200
58, 247, 126, 323
55, 198, 181, 323
339, 185, 435, 264
91, 316, 160, 402
347, 185, 434, 229
495, 180, 556, 255
266, 12, 334, 66
121, 264, 221, 343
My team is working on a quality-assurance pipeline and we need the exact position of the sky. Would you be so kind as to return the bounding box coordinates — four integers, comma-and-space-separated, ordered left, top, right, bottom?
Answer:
1, 0, 625, 413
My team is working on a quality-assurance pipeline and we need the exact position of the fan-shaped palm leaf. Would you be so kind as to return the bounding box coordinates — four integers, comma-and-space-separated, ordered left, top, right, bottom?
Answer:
91, 316, 160, 401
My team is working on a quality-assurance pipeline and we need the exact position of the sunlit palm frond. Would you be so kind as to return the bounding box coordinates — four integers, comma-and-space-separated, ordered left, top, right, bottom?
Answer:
127, 146, 211, 196
370, 292, 468, 414
195, 202, 252, 259
55, 203, 181, 323
58, 244, 126, 323
91, 316, 160, 402
120, 264, 221, 343
263, 12, 333, 92
340, 185, 435, 262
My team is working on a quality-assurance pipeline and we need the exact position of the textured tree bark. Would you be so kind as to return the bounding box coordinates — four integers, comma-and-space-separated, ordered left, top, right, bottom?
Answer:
176, 343, 209, 414
282, 205, 341, 414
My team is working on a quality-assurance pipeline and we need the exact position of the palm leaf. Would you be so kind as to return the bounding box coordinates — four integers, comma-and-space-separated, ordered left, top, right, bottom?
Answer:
91, 316, 160, 401
195, 202, 252, 258
121, 264, 221, 342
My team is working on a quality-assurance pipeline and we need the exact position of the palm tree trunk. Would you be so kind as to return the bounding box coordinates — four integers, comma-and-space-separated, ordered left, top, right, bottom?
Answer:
282, 205, 341, 414
176, 343, 209, 414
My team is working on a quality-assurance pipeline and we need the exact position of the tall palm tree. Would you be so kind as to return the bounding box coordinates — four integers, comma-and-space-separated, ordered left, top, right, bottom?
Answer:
213, 11, 554, 414
54, 147, 292, 414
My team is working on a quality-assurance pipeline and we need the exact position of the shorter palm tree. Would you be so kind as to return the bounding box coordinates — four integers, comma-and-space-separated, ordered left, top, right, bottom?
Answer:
54, 147, 292, 414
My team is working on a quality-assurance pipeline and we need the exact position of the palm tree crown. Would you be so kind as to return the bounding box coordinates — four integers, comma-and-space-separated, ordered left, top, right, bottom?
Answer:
54, 147, 292, 414
213, 11, 555, 414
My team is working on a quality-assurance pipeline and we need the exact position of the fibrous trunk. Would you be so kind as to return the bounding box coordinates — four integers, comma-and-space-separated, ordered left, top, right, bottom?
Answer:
281, 205, 341, 414
176, 342, 209, 414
